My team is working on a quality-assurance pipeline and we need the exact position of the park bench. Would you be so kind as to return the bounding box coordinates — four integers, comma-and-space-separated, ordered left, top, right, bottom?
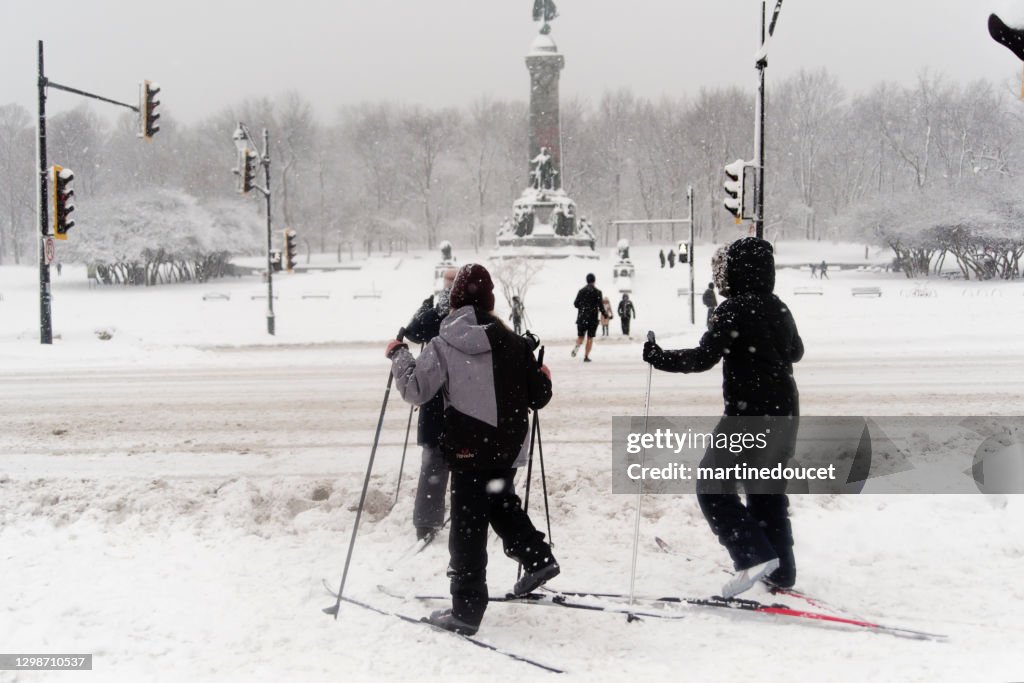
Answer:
793, 286, 824, 296
851, 286, 882, 297
353, 287, 381, 299
202, 292, 231, 301
301, 290, 331, 300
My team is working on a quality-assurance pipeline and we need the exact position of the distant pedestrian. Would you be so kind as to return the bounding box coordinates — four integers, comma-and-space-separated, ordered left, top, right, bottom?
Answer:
509, 296, 525, 335
617, 293, 636, 337
819, 260, 829, 280
572, 273, 604, 363
56, 262, 63, 276
809, 263, 817, 279
667, 250, 676, 269
702, 282, 718, 330
600, 296, 613, 337
659, 250, 666, 269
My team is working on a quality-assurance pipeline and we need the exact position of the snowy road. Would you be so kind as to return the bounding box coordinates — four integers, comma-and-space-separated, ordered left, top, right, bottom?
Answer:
2, 344, 1023, 682
3, 343, 1021, 470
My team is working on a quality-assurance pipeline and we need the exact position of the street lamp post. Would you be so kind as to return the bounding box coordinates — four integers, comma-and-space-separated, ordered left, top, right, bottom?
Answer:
234, 123, 274, 335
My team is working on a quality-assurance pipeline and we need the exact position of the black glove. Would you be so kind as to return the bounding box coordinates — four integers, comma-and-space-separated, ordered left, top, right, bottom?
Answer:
420, 295, 434, 311
642, 340, 663, 365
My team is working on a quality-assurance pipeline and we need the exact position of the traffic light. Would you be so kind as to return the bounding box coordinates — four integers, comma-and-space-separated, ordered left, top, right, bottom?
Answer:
283, 229, 298, 272
723, 159, 747, 224
139, 80, 161, 139
236, 149, 258, 194
52, 165, 75, 240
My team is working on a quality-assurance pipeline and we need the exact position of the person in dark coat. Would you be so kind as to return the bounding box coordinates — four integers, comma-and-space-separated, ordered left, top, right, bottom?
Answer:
701, 282, 718, 330
659, 249, 666, 268
572, 273, 603, 362
819, 260, 829, 279
388, 263, 558, 635
617, 293, 636, 337
643, 237, 804, 597
667, 249, 676, 268
509, 295, 525, 335
402, 267, 457, 541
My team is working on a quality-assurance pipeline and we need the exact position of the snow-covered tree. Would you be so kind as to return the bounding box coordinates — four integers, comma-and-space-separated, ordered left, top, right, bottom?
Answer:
60, 189, 263, 285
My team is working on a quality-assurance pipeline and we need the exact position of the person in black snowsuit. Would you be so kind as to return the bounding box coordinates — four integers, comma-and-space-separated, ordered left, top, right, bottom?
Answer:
819, 260, 829, 279
617, 293, 636, 337
402, 268, 457, 541
643, 237, 804, 597
659, 249, 666, 269
667, 249, 676, 268
573, 273, 603, 362
388, 264, 557, 635
701, 282, 718, 330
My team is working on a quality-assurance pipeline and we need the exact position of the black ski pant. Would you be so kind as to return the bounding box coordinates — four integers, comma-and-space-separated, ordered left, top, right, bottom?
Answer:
696, 416, 797, 571
447, 468, 553, 626
705, 306, 715, 330
413, 445, 449, 529
621, 317, 632, 336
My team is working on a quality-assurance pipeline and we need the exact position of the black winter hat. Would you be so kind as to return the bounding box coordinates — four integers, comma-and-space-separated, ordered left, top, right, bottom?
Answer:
586, 273, 596, 284
725, 237, 775, 296
450, 263, 496, 311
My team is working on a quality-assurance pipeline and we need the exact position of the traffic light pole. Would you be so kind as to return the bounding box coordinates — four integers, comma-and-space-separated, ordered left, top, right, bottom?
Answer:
754, 1, 767, 240
262, 128, 275, 336
34, 39, 150, 344
687, 185, 695, 325
36, 40, 52, 345
753, 0, 783, 241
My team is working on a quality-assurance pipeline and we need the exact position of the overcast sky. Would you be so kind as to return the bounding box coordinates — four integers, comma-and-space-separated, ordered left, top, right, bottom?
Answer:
2, 0, 1024, 124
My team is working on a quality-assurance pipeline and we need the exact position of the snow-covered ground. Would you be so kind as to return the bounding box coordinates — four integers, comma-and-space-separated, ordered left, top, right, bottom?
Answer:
1, 243, 1022, 682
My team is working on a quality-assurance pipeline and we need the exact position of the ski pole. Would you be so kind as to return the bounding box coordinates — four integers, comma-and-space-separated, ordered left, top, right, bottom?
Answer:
392, 342, 423, 506
535, 409, 553, 547
518, 345, 545, 581
326, 327, 406, 619
628, 330, 656, 620
534, 345, 553, 546
393, 404, 415, 504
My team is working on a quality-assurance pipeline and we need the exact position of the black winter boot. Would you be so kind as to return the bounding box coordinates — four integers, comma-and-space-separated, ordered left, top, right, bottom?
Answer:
423, 609, 479, 636
511, 561, 560, 597
763, 545, 796, 588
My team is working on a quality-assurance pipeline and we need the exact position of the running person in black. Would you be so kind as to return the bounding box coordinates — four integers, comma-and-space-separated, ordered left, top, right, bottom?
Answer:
572, 273, 603, 362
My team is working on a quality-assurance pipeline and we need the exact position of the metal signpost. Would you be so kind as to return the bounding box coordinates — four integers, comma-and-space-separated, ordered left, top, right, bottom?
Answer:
609, 186, 697, 324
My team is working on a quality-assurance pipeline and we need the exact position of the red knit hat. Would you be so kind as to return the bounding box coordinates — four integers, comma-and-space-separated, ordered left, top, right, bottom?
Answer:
450, 263, 495, 312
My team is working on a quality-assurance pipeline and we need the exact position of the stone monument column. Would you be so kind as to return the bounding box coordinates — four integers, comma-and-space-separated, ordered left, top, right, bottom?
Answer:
526, 35, 564, 190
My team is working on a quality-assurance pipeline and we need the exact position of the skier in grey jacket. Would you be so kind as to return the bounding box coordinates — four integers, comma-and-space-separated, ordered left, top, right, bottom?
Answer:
387, 263, 558, 635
